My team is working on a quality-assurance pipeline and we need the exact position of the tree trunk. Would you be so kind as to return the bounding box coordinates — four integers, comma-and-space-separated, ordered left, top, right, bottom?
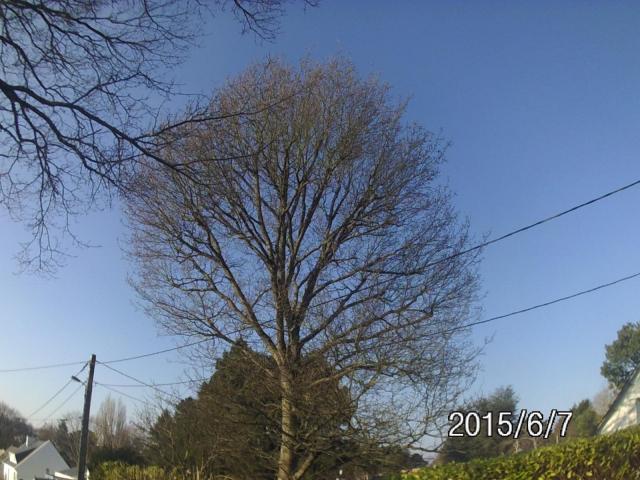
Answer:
278, 371, 295, 480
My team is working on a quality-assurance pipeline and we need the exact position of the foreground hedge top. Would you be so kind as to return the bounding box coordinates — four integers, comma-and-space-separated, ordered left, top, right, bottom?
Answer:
401, 427, 640, 480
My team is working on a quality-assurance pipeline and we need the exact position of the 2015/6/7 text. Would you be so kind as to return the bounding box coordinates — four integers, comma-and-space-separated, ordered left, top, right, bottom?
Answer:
447, 409, 573, 439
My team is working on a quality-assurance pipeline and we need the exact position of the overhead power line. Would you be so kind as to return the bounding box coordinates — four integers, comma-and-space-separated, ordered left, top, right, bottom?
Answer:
41, 383, 84, 423
95, 382, 151, 406
436, 270, 640, 337
1, 178, 639, 375
101, 270, 639, 395
28, 379, 73, 419
430, 177, 640, 267
0, 360, 87, 373
2, 175, 640, 379
31, 414, 82, 423
98, 379, 204, 388
27, 363, 88, 419
0, 339, 210, 373
97, 362, 182, 402
101, 338, 210, 364
3, 270, 640, 381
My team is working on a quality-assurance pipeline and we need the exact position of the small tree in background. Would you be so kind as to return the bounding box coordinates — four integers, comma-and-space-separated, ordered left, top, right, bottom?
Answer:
601, 321, 640, 390
563, 399, 599, 439
94, 396, 129, 450
438, 386, 518, 464
91, 396, 144, 467
592, 386, 616, 417
38, 414, 85, 466
0, 401, 34, 449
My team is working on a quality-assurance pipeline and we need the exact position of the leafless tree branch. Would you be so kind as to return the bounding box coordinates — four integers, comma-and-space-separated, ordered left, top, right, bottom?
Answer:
125, 58, 482, 480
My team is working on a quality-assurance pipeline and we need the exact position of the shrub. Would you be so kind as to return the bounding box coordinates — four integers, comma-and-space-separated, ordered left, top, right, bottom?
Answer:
91, 462, 175, 480
92, 462, 230, 480
399, 427, 640, 480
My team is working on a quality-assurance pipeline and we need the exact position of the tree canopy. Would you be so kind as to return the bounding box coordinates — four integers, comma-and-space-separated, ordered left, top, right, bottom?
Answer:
601, 321, 640, 390
0, 401, 34, 449
126, 58, 481, 480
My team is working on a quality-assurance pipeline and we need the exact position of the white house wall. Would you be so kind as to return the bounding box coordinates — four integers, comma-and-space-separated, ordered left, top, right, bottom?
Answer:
16, 442, 69, 480
3, 463, 17, 480
600, 372, 640, 434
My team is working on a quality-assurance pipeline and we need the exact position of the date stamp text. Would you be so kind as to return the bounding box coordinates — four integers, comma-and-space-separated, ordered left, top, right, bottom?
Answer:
448, 409, 572, 439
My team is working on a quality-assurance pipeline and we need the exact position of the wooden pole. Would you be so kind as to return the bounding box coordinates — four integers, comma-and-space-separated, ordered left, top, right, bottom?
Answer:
78, 354, 96, 480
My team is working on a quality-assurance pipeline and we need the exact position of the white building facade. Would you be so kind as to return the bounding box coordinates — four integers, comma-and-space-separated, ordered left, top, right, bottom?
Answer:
598, 367, 640, 434
2, 439, 70, 480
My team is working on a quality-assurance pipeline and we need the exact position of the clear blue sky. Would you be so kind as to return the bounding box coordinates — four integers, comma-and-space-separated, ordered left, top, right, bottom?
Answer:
2, 0, 640, 427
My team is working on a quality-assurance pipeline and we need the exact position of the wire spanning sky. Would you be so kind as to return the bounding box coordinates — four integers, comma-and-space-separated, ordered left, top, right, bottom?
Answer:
1, 1, 640, 424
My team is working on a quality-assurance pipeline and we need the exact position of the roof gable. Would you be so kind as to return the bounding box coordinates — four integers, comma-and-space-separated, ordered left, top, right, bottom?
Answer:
598, 365, 640, 433
2, 440, 47, 466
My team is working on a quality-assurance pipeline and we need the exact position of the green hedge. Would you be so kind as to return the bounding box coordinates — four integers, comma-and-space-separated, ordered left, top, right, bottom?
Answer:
91, 463, 187, 480
401, 427, 640, 480
91, 462, 230, 480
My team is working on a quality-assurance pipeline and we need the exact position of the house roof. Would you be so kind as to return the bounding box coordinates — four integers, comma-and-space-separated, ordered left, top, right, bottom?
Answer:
4, 440, 46, 466
597, 365, 640, 433
55, 466, 80, 479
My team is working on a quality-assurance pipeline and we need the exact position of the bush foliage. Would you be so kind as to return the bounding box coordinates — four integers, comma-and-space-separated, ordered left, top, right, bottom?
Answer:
401, 427, 640, 480
91, 463, 184, 480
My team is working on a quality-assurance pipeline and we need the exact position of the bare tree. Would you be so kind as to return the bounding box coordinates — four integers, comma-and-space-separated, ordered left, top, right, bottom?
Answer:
38, 412, 84, 466
126, 59, 481, 480
0, 0, 316, 271
0, 401, 34, 448
592, 386, 616, 417
93, 395, 129, 449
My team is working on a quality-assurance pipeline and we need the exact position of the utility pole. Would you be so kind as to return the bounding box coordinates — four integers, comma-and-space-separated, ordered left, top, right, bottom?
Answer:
78, 354, 96, 480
